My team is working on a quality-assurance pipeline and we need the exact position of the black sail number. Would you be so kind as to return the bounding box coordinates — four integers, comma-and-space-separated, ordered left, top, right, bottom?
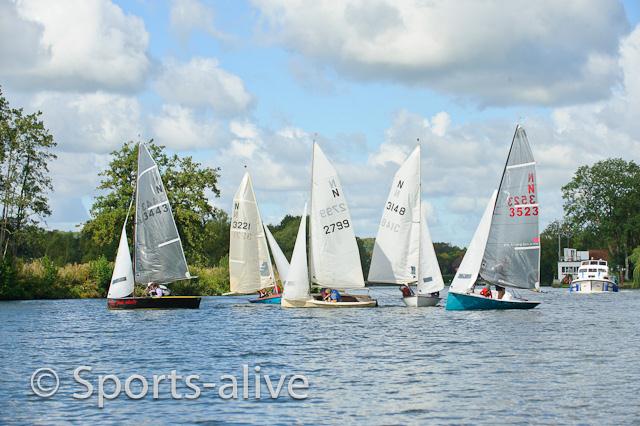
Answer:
232, 221, 252, 230
386, 202, 406, 216
324, 219, 350, 234
142, 203, 169, 221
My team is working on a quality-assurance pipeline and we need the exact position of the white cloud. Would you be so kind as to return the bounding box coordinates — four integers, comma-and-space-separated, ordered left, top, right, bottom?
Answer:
252, 0, 629, 106
30, 91, 143, 153
1, 0, 150, 92
150, 104, 223, 150
46, 152, 111, 229
155, 57, 254, 116
169, 0, 229, 42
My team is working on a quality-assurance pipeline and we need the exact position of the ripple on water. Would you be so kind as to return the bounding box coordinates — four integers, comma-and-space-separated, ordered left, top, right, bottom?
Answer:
0, 288, 639, 424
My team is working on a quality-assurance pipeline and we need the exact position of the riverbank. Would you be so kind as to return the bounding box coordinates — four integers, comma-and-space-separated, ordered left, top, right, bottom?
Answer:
0, 257, 230, 300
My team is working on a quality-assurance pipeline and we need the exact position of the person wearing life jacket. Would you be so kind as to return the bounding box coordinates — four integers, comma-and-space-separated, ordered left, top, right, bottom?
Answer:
329, 289, 341, 302
479, 284, 492, 298
399, 284, 414, 298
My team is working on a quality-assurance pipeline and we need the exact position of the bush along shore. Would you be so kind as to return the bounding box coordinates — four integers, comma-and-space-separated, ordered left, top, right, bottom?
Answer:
0, 256, 230, 300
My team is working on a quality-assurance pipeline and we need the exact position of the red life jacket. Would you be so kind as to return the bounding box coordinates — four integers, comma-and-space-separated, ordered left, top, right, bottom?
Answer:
480, 287, 492, 298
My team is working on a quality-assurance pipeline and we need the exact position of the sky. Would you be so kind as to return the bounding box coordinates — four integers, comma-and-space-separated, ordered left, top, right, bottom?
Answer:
1, 0, 640, 247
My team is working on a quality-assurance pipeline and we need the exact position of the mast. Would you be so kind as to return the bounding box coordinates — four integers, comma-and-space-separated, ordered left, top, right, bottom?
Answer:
308, 137, 315, 285
417, 139, 421, 287
133, 142, 141, 284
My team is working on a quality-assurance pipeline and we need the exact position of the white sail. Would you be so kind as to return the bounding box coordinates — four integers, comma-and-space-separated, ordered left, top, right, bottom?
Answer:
309, 143, 365, 289
107, 223, 134, 298
229, 172, 275, 294
416, 203, 445, 294
264, 223, 290, 282
283, 203, 309, 301
449, 190, 498, 293
368, 145, 421, 284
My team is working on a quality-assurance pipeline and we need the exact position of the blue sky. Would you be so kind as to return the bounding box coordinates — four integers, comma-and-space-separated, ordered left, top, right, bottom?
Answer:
2, 0, 640, 246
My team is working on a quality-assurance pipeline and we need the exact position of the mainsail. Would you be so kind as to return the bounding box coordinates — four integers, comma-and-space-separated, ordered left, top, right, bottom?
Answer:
449, 190, 497, 293
229, 172, 275, 294
283, 203, 309, 301
264, 223, 290, 282
107, 221, 134, 298
134, 143, 190, 285
309, 143, 365, 289
368, 145, 421, 284
480, 126, 540, 289
416, 203, 445, 294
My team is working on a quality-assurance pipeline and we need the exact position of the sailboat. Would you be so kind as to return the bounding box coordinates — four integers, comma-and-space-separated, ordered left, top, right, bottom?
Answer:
228, 171, 282, 304
446, 125, 541, 310
368, 145, 444, 307
107, 143, 201, 310
281, 143, 377, 308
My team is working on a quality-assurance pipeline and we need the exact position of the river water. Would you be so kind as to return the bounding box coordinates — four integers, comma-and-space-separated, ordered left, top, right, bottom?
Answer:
1, 287, 638, 425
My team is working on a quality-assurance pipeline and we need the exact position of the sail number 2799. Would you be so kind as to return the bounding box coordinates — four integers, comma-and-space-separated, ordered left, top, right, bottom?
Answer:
324, 219, 350, 234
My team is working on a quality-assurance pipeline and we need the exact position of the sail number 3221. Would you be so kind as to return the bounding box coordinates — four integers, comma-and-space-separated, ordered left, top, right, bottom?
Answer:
324, 219, 350, 234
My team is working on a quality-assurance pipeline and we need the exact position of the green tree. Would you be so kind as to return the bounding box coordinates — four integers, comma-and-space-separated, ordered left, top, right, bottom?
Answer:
202, 210, 231, 267
562, 158, 640, 278
268, 215, 301, 260
82, 141, 221, 265
0, 87, 56, 259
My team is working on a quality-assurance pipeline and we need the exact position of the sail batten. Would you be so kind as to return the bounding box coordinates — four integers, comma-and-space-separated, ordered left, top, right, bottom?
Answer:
134, 143, 190, 285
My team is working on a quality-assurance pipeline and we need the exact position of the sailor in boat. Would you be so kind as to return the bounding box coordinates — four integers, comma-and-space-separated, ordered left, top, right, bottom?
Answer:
479, 284, 492, 298
146, 282, 170, 297
400, 284, 414, 298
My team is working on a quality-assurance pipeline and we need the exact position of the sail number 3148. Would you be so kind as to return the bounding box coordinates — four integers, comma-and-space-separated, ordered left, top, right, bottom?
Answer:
386, 202, 406, 215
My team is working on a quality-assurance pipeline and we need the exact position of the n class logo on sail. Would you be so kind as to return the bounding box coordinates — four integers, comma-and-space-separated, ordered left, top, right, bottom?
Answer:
328, 177, 340, 198
393, 179, 404, 197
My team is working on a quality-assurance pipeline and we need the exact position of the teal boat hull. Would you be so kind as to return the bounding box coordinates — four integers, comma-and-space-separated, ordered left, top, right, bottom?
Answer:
249, 294, 282, 304
446, 291, 540, 311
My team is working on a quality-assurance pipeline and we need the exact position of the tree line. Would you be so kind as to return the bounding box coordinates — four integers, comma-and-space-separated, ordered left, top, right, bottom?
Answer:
1, 89, 639, 299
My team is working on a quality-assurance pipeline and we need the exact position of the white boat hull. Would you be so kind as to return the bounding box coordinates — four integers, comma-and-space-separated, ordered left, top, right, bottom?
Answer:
281, 294, 377, 308
402, 295, 440, 307
569, 279, 618, 293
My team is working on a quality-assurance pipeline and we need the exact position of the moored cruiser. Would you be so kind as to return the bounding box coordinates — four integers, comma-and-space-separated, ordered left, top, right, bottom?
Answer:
569, 259, 619, 293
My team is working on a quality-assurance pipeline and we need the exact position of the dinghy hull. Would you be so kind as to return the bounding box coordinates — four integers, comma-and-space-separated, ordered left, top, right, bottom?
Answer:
402, 295, 440, 307
445, 292, 539, 311
107, 296, 201, 310
249, 294, 282, 304
281, 294, 377, 308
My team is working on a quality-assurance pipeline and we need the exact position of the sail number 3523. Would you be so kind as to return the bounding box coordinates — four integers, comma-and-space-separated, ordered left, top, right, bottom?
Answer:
509, 206, 538, 217
324, 219, 350, 234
